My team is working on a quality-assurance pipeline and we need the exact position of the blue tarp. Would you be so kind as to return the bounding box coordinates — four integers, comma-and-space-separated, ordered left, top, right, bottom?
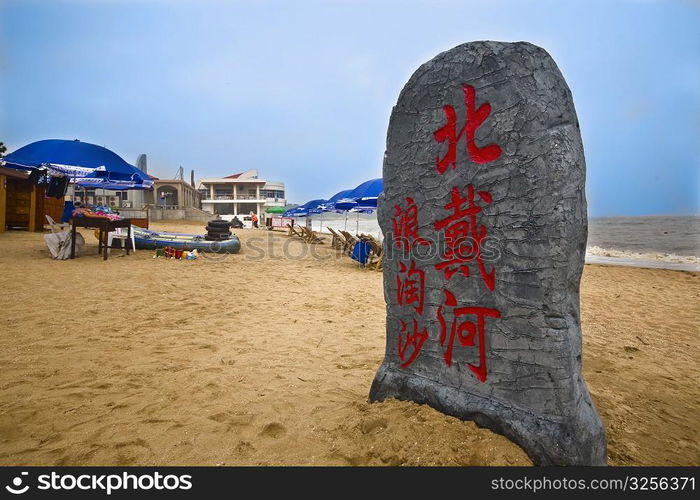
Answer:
2, 139, 152, 190
351, 240, 372, 265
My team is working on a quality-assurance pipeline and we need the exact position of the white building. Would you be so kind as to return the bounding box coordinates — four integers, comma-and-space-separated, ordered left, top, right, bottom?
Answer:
198, 169, 285, 218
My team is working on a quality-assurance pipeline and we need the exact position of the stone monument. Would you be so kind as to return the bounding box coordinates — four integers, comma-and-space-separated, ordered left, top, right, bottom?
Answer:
369, 41, 607, 466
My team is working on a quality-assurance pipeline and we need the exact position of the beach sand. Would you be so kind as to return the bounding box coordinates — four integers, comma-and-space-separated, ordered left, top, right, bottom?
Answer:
0, 221, 698, 466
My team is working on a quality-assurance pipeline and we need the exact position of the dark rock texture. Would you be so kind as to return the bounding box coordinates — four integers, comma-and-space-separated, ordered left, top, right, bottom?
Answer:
369, 41, 607, 466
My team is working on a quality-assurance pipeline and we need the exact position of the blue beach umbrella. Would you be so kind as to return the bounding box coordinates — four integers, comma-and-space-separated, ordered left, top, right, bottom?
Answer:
321, 189, 354, 212
2, 139, 153, 189
333, 198, 358, 211
352, 178, 383, 206
331, 178, 384, 231
334, 178, 383, 210
283, 199, 327, 217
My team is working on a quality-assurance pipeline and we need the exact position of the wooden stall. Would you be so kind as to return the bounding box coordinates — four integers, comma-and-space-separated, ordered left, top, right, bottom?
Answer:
0, 166, 65, 233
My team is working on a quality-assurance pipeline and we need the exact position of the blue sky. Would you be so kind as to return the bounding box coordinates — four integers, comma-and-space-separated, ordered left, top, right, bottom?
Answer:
1, 0, 698, 215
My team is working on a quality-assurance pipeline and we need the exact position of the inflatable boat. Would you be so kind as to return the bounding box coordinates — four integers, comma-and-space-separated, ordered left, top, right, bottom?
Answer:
132, 226, 241, 254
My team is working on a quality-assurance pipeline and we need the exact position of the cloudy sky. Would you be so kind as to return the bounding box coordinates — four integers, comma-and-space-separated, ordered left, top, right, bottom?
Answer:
1, 0, 698, 215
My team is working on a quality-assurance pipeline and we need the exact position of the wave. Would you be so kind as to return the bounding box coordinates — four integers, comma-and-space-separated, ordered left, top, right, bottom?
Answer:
586, 245, 700, 265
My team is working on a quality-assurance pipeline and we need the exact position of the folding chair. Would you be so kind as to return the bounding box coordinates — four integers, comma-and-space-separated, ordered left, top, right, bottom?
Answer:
44, 215, 71, 233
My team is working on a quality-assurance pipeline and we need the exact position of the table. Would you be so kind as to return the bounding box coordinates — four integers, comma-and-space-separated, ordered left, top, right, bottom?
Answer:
70, 216, 132, 261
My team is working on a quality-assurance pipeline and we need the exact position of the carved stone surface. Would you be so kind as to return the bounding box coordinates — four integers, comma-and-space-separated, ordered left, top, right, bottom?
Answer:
369, 41, 607, 465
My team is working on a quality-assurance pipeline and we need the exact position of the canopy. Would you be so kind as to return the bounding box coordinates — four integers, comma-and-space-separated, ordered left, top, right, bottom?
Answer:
2, 139, 153, 190
334, 178, 383, 211
265, 206, 286, 214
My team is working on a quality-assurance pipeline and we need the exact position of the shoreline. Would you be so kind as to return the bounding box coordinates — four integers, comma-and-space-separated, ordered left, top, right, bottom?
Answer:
584, 255, 700, 272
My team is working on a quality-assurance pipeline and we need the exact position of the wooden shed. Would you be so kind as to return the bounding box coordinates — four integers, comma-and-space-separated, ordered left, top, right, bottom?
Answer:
0, 166, 65, 233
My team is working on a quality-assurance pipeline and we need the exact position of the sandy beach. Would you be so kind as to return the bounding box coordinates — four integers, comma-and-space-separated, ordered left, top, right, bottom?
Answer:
0, 220, 698, 466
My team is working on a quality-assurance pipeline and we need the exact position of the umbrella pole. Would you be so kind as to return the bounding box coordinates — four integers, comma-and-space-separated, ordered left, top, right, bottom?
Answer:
319, 212, 323, 233
356, 212, 359, 235
344, 211, 348, 231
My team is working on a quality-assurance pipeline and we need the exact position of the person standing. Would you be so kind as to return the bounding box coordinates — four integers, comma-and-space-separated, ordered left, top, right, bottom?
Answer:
250, 211, 259, 228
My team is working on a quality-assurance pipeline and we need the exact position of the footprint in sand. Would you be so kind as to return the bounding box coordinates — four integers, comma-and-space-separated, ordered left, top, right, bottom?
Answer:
259, 422, 286, 439
360, 417, 388, 435
90, 382, 112, 390
235, 440, 256, 454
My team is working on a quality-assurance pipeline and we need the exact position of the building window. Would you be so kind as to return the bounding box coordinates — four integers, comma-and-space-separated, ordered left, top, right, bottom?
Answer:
261, 189, 285, 199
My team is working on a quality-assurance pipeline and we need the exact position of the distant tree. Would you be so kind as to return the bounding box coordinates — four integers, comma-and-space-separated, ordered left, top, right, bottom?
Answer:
0, 142, 6, 159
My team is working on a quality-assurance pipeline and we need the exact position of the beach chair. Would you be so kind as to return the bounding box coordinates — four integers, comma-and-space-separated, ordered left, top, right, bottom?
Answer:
296, 225, 309, 240
365, 237, 383, 271
44, 215, 71, 233
374, 252, 383, 271
340, 230, 358, 255
286, 223, 304, 239
300, 225, 324, 244
326, 227, 346, 250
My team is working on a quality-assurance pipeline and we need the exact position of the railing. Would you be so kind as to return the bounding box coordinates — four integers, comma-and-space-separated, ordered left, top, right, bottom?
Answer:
155, 204, 183, 210
204, 194, 263, 201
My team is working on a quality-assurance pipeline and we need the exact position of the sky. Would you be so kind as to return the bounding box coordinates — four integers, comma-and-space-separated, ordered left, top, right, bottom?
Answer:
0, 0, 698, 215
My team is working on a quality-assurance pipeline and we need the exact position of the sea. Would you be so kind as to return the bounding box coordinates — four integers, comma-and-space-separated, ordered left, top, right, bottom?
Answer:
294, 213, 700, 272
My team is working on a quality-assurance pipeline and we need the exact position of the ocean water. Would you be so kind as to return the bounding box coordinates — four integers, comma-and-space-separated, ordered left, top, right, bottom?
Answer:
587, 216, 699, 257
296, 213, 700, 270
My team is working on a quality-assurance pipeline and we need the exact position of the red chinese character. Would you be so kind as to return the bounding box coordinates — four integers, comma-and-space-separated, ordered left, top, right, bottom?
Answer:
437, 289, 500, 382
434, 84, 502, 174
397, 260, 425, 315
434, 184, 495, 290
392, 197, 429, 250
398, 319, 429, 368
